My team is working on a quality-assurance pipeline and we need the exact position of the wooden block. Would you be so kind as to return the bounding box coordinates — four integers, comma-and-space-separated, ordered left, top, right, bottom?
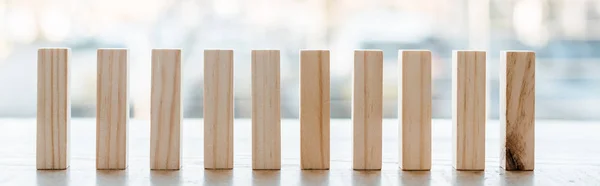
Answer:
150, 49, 182, 170
452, 51, 486, 171
252, 50, 281, 170
500, 51, 535, 171
37, 48, 71, 170
352, 50, 383, 170
300, 50, 330, 170
204, 50, 234, 169
398, 50, 432, 171
96, 49, 129, 170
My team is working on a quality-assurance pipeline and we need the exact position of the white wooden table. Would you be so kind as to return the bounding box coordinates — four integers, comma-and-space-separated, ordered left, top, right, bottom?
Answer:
1, 119, 599, 185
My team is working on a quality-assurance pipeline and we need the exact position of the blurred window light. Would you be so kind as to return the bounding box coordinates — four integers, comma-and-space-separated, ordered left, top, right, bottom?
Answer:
213, 0, 240, 17
6, 7, 38, 44
0, 41, 12, 60
595, 0, 600, 15
90, 0, 164, 22
559, 0, 586, 39
181, 0, 202, 28
40, 7, 71, 42
247, 1, 280, 26
513, 0, 549, 47
0, 3, 9, 59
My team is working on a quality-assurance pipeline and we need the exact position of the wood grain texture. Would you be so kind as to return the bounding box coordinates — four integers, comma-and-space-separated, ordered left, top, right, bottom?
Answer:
500, 51, 535, 171
398, 50, 432, 171
203, 50, 234, 169
452, 51, 486, 171
36, 48, 71, 170
96, 49, 129, 170
150, 49, 182, 170
252, 50, 281, 170
300, 50, 330, 170
352, 50, 383, 170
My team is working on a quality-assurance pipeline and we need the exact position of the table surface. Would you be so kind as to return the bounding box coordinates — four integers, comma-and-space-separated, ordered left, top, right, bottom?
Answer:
1, 118, 599, 185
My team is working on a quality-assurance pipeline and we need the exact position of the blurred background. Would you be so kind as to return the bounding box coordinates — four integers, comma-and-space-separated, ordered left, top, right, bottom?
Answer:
0, 0, 598, 120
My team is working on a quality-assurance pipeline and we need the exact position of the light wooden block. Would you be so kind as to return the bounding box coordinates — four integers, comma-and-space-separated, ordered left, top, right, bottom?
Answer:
452, 51, 486, 171
37, 48, 71, 170
352, 50, 383, 170
97, 49, 129, 170
500, 51, 535, 171
204, 50, 234, 169
300, 50, 330, 170
150, 49, 182, 170
252, 50, 281, 170
398, 50, 432, 171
